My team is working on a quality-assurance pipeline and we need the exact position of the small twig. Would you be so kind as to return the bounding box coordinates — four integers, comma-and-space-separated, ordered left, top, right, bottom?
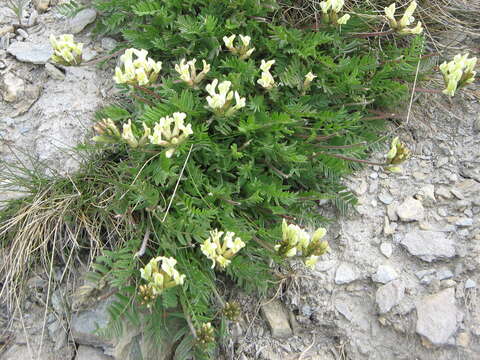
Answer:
132, 84, 163, 101
181, 301, 198, 339
134, 227, 151, 258
295, 133, 338, 141
413, 87, 442, 94
315, 152, 387, 166
162, 145, 193, 222
349, 29, 394, 38
131, 94, 155, 107
252, 236, 275, 252
313, 141, 367, 149
210, 285, 225, 307
81, 48, 126, 66
298, 334, 316, 360
266, 162, 290, 179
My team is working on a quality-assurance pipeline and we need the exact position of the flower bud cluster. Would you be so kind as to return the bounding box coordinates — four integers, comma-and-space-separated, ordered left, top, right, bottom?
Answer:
200, 229, 245, 269
319, 0, 351, 25
49, 34, 83, 66
439, 53, 477, 97
205, 79, 246, 116
223, 34, 255, 60
384, 1, 423, 35
113, 48, 162, 86
257, 59, 276, 89
175, 58, 211, 87
385, 137, 411, 173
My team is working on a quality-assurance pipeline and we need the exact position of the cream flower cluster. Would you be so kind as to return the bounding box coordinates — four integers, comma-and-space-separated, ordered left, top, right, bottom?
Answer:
175, 58, 211, 87
223, 34, 255, 60
385, 136, 410, 173
148, 112, 193, 158
384, 1, 423, 35
439, 53, 477, 97
49, 34, 83, 66
275, 219, 330, 269
113, 48, 162, 86
139, 256, 185, 307
200, 229, 245, 269
205, 79, 246, 116
257, 59, 276, 89
303, 71, 317, 92
319, 0, 350, 25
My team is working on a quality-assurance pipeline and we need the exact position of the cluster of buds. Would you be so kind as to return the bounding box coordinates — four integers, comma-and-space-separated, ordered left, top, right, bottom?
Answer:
439, 53, 477, 97
384, 1, 423, 35
200, 229, 245, 269
275, 219, 330, 269
319, 0, 351, 25
92, 118, 121, 144
197, 322, 215, 347
223, 301, 241, 322
139, 256, 185, 307
385, 137, 411, 172
113, 48, 162, 86
223, 34, 255, 60
205, 79, 246, 116
121, 119, 151, 148
148, 112, 193, 158
302, 71, 317, 93
175, 58, 211, 87
257, 59, 276, 90
49, 34, 83, 66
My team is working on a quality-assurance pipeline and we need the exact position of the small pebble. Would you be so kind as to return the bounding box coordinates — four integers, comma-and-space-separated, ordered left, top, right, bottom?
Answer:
378, 193, 394, 205
455, 218, 473, 227
465, 279, 476, 289
380, 243, 393, 258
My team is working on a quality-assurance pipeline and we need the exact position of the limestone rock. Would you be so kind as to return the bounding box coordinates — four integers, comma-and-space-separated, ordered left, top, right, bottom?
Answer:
416, 288, 458, 345
401, 230, 455, 262
380, 242, 393, 258
376, 279, 405, 314
396, 197, 424, 222
0, 25, 13, 37
372, 264, 398, 284
34, 0, 50, 12
69, 9, 97, 34
45, 63, 66, 80
261, 300, 293, 338
335, 263, 359, 285
1, 72, 25, 102
7, 41, 53, 64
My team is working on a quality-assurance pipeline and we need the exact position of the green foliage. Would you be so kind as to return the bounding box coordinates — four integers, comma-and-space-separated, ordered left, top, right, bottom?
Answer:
54, 0, 85, 18
0, 0, 431, 358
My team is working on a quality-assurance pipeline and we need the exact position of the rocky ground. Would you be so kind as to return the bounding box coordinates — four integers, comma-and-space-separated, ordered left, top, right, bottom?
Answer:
1, 1, 479, 360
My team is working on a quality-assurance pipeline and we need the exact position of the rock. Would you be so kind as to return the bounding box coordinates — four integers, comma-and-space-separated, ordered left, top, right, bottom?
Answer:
335, 263, 359, 285
101, 37, 118, 51
7, 41, 53, 64
435, 186, 452, 199
465, 279, 476, 289
396, 197, 424, 222
352, 179, 367, 196
456, 332, 470, 347
380, 242, 393, 258
416, 288, 459, 346
440, 279, 456, 289
17, 28, 29, 39
401, 230, 455, 262
474, 116, 480, 132
71, 297, 115, 348
28, 10, 38, 27
378, 192, 394, 205
75, 345, 113, 360
34, 0, 50, 12
69, 9, 97, 34
415, 269, 435, 280
436, 268, 453, 281
261, 300, 293, 338
386, 203, 398, 221
455, 218, 473, 227
0, 25, 13, 37
417, 184, 435, 202
372, 264, 398, 284
45, 63, 66, 80
375, 279, 405, 314
1, 72, 25, 102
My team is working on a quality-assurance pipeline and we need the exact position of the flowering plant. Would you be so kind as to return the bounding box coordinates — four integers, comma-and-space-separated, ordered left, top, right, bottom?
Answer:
49, 34, 83, 66
113, 48, 162, 86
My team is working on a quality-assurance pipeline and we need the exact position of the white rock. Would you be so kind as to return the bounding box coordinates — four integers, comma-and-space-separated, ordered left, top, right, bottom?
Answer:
396, 197, 424, 222
33, 0, 50, 12
69, 9, 97, 34
436, 268, 453, 281
376, 279, 405, 314
455, 218, 473, 227
101, 37, 118, 51
401, 230, 455, 262
378, 193, 394, 205
416, 288, 459, 345
45, 63, 66, 81
7, 41, 53, 64
417, 184, 435, 202
261, 300, 293, 338
465, 279, 476, 289
380, 243, 393, 258
335, 263, 359, 285
372, 264, 398, 284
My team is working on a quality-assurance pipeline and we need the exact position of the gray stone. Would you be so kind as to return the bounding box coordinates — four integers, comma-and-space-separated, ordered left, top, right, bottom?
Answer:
416, 288, 458, 345
465, 279, 476, 289
7, 41, 53, 64
436, 268, 453, 280
417, 184, 436, 202
455, 218, 473, 227
372, 264, 398, 284
396, 197, 424, 222
71, 297, 115, 348
401, 230, 455, 262
45, 63, 66, 80
261, 300, 292, 338
101, 37, 118, 51
375, 279, 405, 314
0, 25, 13, 37
436, 186, 452, 199
386, 203, 398, 221
28, 10, 38, 27
378, 193, 394, 205
69, 9, 97, 34
415, 269, 435, 280
75, 345, 113, 360
335, 263, 359, 285
380, 242, 393, 258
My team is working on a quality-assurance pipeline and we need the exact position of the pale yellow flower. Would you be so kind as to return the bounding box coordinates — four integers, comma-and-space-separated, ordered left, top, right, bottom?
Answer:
337, 14, 350, 25
50, 34, 83, 66
113, 48, 162, 86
